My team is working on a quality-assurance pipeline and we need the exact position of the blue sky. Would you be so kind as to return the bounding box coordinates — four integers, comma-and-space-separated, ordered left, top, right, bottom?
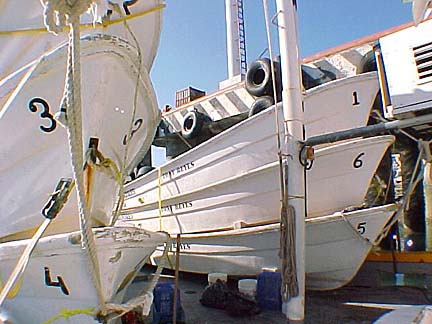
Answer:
150, 0, 412, 109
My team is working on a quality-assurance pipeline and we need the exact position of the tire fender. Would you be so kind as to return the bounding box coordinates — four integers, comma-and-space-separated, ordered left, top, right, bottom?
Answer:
248, 96, 274, 117
245, 58, 274, 97
181, 110, 204, 139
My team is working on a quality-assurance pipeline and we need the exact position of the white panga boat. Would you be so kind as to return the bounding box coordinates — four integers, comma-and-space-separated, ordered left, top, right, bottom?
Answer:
162, 70, 379, 140
0, 227, 167, 323
303, 71, 378, 138
0, 2, 165, 322
0, 33, 160, 241
0, 0, 164, 81
117, 109, 395, 290
149, 204, 397, 291
118, 98, 394, 233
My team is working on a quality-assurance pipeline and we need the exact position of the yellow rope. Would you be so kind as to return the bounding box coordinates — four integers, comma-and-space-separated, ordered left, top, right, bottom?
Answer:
0, 4, 165, 36
41, 307, 95, 324
158, 167, 163, 231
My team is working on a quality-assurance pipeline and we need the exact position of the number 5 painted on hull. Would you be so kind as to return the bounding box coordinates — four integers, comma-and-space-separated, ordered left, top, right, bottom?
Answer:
357, 221, 367, 235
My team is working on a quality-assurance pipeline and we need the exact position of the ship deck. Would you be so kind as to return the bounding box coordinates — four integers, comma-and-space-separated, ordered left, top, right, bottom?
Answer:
125, 262, 432, 323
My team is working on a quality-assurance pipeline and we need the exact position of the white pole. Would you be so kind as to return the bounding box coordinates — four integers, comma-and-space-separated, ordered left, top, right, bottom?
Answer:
225, 0, 241, 78
275, 0, 305, 322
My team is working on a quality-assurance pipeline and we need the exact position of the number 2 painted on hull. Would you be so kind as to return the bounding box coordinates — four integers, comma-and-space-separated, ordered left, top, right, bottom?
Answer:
123, 118, 143, 145
123, 0, 138, 15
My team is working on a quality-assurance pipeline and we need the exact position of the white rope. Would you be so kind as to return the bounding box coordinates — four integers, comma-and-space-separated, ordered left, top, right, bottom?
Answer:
0, 219, 50, 306
40, 0, 107, 34
40, 0, 165, 318
0, 179, 75, 307
41, 0, 108, 315
262, 0, 286, 203
108, 2, 144, 226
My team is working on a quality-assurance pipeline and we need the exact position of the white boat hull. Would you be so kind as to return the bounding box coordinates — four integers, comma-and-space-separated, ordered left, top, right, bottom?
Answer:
304, 71, 378, 137
163, 71, 378, 136
0, 227, 166, 324
120, 103, 394, 233
0, 0, 163, 81
150, 204, 397, 291
0, 35, 160, 240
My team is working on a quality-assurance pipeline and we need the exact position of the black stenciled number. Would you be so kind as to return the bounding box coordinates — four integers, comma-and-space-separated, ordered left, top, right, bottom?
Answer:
352, 91, 360, 106
123, 118, 143, 145
28, 97, 57, 133
44, 267, 70, 295
357, 221, 367, 235
123, 0, 139, 15
353, 91, 360, 106
353, 152, 365, 169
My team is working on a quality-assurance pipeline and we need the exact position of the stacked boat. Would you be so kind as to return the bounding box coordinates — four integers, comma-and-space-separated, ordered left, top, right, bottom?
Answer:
0, 1, 167, 323
118, 62, 398, 290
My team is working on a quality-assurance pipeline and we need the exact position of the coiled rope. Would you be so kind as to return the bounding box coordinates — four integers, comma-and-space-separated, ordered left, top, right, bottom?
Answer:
262, 0, 299, 302
279, 161, 299, 301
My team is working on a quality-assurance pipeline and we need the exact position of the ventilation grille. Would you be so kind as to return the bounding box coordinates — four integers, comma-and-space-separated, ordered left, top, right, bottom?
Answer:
414, 41, 432, 83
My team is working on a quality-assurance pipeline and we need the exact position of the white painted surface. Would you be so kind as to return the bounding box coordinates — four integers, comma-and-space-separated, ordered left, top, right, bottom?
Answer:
149, 204, 397, 291
0, 227, 166, 323
0, 0, 163, 81
0, 35, 160, 239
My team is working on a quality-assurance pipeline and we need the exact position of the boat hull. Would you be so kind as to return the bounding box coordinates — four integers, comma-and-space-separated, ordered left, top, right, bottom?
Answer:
150, 204, 397, 291
163, 71, 378, 136
303, 71, 378, 137
0, 227, 166, 324
120, 125, 394, 233
0, 0, 163, 81
0, 35, 160, 240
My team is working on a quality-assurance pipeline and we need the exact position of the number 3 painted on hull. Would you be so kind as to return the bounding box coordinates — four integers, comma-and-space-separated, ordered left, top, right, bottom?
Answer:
28, 97, 57, 133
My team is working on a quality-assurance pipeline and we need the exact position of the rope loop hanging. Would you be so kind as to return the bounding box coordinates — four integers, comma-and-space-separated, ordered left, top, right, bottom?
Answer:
40, 0, 111, 315
40, 0, 106, 34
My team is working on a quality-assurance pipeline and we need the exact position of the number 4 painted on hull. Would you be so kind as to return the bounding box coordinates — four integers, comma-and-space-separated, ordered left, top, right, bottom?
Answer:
44, 267, 70, 295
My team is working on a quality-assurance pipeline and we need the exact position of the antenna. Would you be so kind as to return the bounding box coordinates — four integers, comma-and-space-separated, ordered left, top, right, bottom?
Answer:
225, 0, 247, 79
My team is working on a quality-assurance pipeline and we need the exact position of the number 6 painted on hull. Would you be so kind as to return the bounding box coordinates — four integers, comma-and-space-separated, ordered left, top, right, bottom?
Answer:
353, 152, 365, 169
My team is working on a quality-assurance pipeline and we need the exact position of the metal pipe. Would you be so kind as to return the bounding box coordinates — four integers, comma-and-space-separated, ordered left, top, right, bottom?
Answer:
225, 0, 241, 78
304, 114, 432, 147
276, 0, 305, 321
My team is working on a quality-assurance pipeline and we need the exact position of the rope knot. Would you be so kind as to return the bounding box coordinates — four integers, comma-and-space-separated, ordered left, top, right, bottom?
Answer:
40, 0, 106, 34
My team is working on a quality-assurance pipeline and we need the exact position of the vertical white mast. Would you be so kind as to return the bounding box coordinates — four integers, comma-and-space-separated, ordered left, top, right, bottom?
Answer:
225, 0, 247, 78
276, 0, 305, 322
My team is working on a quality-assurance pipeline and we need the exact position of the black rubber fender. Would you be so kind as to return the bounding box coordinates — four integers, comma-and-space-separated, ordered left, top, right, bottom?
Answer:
358, 51, 377, 73
245, 58, 274, 97
181, 110, 204, 139
248, 96, 274, 117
